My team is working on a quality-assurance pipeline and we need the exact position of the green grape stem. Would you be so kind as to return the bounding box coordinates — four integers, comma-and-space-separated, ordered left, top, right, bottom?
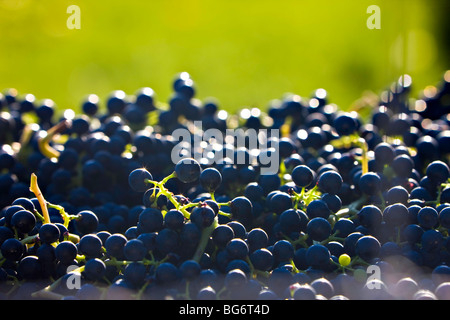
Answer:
47, 203, 78, 228
334, 195, 368, 219
359, 138, 369, 175
145, 176, 192, 219
319, 231, 346, 245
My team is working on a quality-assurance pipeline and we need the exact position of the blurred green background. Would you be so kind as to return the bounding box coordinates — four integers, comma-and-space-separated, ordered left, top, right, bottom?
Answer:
0, 0, 448, 114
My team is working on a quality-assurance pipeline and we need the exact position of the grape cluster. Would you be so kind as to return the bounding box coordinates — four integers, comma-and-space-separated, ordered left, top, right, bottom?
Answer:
0, 71, 450, 300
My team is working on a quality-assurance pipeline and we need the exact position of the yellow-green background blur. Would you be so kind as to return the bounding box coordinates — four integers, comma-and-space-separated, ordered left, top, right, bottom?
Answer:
0, 0, 449, 114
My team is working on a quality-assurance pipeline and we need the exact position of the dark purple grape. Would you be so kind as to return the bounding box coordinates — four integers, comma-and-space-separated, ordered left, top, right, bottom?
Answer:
128, 168, 153, 193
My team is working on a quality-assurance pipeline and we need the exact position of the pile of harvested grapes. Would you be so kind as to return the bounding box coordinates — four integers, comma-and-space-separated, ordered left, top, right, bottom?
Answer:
0, 71, 450, 300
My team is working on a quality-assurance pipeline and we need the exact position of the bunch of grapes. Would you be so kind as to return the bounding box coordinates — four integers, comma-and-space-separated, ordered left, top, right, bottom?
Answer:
0, 71, 450, 300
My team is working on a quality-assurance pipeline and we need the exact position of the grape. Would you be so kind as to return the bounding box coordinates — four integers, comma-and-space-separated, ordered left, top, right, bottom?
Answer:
104, 233, 127, 260
11, 209, 36, 234
175, 158, 202, 183
374, 142, 395, 165
292, 284, 317, 300
385, 186, 409, 205
123, 239, 147, 261
38, 223, 61, 244
306, 199, 331, 219
11, 197, 35, 212
439, 207, 450, 228
224, 268, 248, 290
124, 262, 147, 289
306, 244, 331, 269
155, 262, 179, 285
434, 281, 450, 301
250, 248, 274, 272
321, 193, 342, 213
83, 258, 106, 282
355, 235, 381, 262
272, 240, 295, 263
1, 238, 24, 261
179, 260, 201, 280
138, 208, 164, 233
212, 224, 235, 249
333, 218, 355, 238
55, 241, 78, 264
230, 196, 253, 228
190, 205, 216, 230
128, 168, 153, 193
246, 228, 269, 252
338, 254, 351, 267
196, 286, 217, 300
155, 228, 179, 256
74, 210, 99, 235
279, 208, 308, 234
291, 165, 315, 188
199, 168, 222, 193
333, 113, 357, 136
307, 217, 331, 242
226, 238, 249, 260
78, 234, 103, 258
392, 154, 415, 178
426, 161, 450, 185
317, 170, 343, 195
357, 205, 383, 229
75, 284, 102, 300
268, 192, 292, 214
358, 172, 382, 196
310, 278, 334, 299
383, 203, 409, 227
163, 209, 185, 231
417, 207, 439, 230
